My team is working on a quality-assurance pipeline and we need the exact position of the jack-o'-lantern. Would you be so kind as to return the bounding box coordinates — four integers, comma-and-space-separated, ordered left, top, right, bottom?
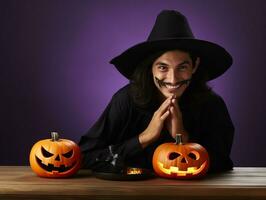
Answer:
152, 134, 209, 179
29, 132, 81, 178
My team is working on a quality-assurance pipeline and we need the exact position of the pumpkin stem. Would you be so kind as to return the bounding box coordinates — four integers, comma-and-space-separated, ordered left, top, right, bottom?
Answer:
175, 134, 182, 144
51, 132, 59, 141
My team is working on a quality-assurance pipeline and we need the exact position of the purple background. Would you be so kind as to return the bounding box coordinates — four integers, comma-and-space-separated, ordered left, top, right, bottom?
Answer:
1, 0, 266, 166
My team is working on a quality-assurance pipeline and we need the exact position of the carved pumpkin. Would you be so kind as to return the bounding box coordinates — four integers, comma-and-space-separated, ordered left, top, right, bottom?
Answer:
152, 134, 209, 179
29, 132, 81, 178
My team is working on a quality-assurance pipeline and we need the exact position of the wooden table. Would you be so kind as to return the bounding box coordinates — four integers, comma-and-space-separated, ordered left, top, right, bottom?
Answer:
0, 166, 266, 200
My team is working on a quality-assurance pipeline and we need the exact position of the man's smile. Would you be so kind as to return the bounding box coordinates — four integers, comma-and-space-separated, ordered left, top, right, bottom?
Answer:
164, 83, 182, 89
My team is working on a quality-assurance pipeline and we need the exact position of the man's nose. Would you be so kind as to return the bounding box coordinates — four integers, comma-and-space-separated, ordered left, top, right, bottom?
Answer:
168, 70, 178, 84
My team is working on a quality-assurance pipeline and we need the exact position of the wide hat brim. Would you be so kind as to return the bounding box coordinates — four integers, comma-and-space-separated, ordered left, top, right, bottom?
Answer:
110, 38, 233, 81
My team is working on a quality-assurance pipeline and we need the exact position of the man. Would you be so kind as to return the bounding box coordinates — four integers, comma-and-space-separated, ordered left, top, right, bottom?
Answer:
79, 10, 234, 174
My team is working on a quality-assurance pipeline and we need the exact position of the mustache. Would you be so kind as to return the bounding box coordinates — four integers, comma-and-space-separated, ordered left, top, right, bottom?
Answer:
155, 77, 191, 88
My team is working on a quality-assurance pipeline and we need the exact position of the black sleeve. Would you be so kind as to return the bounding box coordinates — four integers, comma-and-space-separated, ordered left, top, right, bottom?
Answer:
78, 89, 144, 172
200, 95, 234, 172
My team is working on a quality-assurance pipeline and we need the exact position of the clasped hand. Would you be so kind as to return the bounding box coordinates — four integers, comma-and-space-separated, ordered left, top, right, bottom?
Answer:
139, 95, 188, 148
165, 95, 185, 139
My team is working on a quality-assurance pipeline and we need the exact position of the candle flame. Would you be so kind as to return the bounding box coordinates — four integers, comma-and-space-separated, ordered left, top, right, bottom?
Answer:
127, 168, 143, 175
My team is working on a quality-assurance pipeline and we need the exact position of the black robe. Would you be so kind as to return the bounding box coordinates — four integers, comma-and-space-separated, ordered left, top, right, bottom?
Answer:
79, 84, 234, 173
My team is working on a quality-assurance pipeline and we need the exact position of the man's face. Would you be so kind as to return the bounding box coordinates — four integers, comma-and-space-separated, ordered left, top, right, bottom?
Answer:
152, 50, 199, 99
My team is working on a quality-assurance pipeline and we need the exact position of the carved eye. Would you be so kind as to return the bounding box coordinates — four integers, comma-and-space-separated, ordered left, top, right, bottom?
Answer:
168, 152, 181, 160
62, 149, 73, 158
41, 146, 54, 158
188, 151, 200, 160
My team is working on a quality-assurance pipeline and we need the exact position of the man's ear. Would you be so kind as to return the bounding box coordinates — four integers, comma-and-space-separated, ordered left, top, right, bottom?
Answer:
192, 57, 200, 74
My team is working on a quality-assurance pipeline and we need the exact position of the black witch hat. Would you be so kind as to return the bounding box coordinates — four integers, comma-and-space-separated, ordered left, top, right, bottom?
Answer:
110, 10, 232, 81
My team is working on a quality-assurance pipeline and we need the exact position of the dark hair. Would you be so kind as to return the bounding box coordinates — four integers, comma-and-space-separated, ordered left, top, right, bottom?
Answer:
129, 49, 213, 111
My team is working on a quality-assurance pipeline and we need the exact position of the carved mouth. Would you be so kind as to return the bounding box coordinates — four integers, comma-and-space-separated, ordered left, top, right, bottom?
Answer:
35, 156, 76, 173
157, 161, 207, 176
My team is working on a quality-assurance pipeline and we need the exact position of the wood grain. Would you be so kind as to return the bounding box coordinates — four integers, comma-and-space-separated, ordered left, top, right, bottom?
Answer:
0, 166, 266, 200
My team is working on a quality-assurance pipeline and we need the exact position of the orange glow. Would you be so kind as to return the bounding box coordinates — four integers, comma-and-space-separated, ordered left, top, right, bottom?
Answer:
127, 168, 143, 175
157, 161, 207, 176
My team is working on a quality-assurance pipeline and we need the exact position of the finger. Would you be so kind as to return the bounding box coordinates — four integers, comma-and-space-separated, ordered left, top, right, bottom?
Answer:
167, 95, 175, 110
171, 99, 179, 117
172, 94, 177, 99
169, 105, 175, 114
160, 110, 170, 121
171, 98, 181, 116
157, 96, 172, 114
170, 106, 177, 120
170, 107, 178, 136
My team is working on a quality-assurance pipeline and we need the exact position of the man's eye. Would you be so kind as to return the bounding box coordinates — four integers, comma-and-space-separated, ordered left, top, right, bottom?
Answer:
158, 66, 167, 71
178, 65, 188, 71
